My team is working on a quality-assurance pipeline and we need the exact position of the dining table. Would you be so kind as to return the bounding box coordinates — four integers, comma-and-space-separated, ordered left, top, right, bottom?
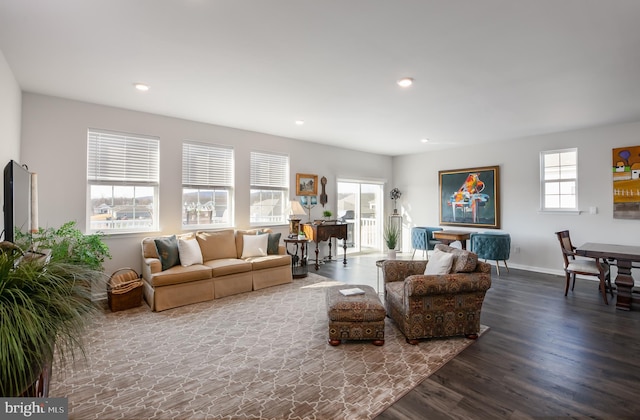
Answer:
575, 242, 640, 311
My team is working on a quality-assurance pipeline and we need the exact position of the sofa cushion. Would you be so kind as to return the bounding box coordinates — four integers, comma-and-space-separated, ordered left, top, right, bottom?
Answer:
241, 234, 268, 258
424, 248, 454, 275
147, 264, 212, 287
197, 230, 237, 261
155, 235, 181, 271
435, 243, 478, 272
246, 254, 291, 270
385, 281, 404, 307
178, 238, 203, 267
204, 258, 253, 277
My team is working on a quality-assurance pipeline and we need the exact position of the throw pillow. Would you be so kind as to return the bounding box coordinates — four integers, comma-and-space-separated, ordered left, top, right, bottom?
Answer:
424, 248, 454, 275
178, 238, 203, 267
434, 243, 478, 272
154, 235, 180, 271
267, 232, 281, 255
241, 233, 268, 258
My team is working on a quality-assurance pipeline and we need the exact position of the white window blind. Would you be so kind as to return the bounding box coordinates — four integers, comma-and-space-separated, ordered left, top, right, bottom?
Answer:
250, 151, 288, 188
88, 130, 159, 184
182, 142, 233, 187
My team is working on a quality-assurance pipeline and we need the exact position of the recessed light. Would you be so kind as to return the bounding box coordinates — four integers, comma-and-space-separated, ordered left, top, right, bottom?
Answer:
134, 83, 149, 92
397, 77, 413, 87
421, 138, 429, 143
295, 120, 305, 125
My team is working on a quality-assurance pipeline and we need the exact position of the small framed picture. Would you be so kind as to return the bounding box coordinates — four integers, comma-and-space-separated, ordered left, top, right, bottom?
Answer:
296, 173, 318, 196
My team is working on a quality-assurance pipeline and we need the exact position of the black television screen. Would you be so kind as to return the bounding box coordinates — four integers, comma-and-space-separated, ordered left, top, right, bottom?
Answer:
3, 160, 31, 243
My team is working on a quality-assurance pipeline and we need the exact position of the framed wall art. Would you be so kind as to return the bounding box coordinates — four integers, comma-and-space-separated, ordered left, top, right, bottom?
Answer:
296, 173, 318, 196
613, 145, 640, 219
438, 165, 500, 229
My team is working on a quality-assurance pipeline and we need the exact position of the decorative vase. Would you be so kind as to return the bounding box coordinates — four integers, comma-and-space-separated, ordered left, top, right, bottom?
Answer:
387, 249, 396, 260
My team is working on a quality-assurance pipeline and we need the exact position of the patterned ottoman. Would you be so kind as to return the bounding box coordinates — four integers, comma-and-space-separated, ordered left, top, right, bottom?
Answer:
325, 285, 386, 346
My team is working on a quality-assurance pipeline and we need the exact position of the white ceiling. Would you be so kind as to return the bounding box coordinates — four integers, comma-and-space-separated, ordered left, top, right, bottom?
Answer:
2, 0, 640, 156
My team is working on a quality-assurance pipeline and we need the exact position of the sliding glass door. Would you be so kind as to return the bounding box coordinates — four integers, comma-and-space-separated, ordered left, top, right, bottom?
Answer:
336, 180, 384, 254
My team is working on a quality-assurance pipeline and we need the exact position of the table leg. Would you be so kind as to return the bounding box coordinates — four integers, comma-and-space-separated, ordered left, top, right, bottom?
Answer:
615, 259, 634, 310
343, 239, 347, 266
314, 242, 320, 270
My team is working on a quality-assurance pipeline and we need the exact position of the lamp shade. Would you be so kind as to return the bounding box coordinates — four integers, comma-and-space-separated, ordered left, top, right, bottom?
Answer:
289, 200, 305, 217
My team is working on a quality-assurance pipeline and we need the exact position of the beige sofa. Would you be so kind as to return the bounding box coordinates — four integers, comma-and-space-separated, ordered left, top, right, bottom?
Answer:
141, 229, 292, 311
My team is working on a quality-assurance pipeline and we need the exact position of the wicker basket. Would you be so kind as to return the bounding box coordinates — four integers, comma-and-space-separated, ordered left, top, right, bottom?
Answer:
107, 268, 143, 312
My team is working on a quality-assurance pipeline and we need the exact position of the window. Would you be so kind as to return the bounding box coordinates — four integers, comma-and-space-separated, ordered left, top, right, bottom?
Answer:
541, 148, 578, 211
87, 129, 159, 233
182, 142, 234, 228
250, 151, 289, 225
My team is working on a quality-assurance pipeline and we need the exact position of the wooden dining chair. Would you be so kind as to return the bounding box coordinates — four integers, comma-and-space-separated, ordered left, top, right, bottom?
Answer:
555, 230, 612, 304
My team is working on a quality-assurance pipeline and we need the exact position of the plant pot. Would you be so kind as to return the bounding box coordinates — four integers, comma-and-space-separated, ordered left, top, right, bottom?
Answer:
387, 250, 396, 260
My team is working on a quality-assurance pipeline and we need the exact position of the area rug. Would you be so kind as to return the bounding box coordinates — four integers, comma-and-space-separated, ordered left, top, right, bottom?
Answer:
50, 273, 488, 420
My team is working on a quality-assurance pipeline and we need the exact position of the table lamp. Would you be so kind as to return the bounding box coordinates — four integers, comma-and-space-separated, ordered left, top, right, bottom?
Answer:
289, 200, 305, 237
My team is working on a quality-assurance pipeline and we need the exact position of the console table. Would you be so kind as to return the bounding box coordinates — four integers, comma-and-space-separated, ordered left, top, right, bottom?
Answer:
302, 223, 348, 270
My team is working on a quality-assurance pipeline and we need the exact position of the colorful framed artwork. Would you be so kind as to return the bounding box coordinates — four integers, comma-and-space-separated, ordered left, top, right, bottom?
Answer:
296, 173, 318, 196
613, 146, 640, 219
438, 165, 500, 228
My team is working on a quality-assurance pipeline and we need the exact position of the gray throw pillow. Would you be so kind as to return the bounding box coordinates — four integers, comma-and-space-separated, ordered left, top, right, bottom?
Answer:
265, 232, 282, 255
155, 235, 180, 270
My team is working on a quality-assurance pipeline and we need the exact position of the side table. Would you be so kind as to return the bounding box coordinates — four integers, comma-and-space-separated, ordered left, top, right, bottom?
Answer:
284, 238, 310, 279
375, 259, 385, 295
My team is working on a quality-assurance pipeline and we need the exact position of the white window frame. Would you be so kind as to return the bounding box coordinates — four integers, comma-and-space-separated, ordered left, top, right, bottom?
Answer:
249, 151, 290, 226
540, 148, 579, 213
182, 141, 234, 229
87, 129, 160, 233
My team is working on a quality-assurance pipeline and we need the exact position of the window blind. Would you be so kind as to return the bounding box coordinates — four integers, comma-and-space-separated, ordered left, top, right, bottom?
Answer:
87, 130, 159, 184
250, 151, 289, 188
182, 142, 233, 187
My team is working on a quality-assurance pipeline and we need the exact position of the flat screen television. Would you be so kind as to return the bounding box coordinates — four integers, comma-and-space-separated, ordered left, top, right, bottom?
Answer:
3, 160, 31, 243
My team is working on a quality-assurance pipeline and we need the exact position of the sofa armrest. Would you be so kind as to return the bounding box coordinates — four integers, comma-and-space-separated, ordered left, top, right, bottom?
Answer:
382, 260, 428, 284
404, 272, 491, 297
278, 244, 286, 255
141, 257, 162, 281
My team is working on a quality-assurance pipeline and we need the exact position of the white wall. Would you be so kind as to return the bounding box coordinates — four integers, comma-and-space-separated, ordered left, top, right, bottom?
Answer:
0, 50, 22, 237
20, 93, 393, 275
394, 121, 640, 277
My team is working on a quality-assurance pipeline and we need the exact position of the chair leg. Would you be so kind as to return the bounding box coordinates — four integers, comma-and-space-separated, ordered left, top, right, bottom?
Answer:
565, 272, 571, 296
503, 260, 509, 273
411, 249, 416, 260
571, 273, 577, 291
495, 260, 500, 276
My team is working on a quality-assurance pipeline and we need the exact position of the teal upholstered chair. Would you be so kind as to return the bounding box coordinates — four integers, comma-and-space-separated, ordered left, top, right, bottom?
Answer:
411, 227, 443, 259
470, 232, 511, 275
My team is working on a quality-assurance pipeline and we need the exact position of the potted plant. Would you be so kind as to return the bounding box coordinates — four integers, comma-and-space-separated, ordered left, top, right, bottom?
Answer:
322, 210, 333, 223
16, 221, 111, 271
1, 222, 110, 397
383, 223, 400, 259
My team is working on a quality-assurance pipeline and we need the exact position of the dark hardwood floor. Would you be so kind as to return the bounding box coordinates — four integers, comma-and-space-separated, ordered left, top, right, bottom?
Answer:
314, 253, 640, 419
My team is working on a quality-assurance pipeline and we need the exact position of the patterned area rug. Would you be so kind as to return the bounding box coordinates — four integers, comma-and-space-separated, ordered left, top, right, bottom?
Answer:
51, 273, 488, 420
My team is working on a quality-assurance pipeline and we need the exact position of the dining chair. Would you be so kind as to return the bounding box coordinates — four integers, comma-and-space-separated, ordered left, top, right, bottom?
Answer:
555, 230, 612, 304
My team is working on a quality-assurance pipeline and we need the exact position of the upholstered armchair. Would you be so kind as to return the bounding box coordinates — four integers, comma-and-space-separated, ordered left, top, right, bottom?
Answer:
411, 226, 443, 259
382, 245, 492, 344
470, 232, 511, 275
